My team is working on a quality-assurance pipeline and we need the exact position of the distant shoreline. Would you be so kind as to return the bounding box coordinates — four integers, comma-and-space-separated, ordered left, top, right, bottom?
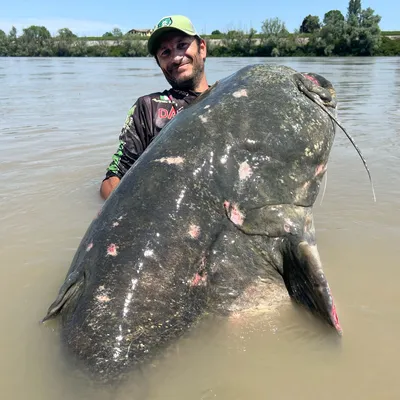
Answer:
1, 33, 399, 58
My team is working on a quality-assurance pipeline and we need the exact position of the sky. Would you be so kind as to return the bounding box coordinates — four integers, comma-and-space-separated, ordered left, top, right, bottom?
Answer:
0, 0, 398, 37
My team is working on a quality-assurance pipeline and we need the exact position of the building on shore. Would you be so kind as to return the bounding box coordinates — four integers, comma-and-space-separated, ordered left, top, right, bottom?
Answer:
126, 28, 153, 36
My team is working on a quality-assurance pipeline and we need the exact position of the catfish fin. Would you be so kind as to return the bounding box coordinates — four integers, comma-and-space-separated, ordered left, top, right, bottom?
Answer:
231, 204, 342, 334
282, 237, 342, 334
41, 270, 84, 323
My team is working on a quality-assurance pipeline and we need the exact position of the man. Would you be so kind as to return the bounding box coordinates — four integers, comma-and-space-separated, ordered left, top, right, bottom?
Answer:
100, 15, 209, 200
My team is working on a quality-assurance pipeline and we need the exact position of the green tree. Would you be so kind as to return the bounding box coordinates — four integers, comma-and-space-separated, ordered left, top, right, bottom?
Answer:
243, 28, 257, 55
323, 10, 345, 26
309, 10, 346, 55
112, 27, 123, 37
261, 17, 288, 37
120, 39, 147, 56
21, 25, 51, 42
313, 22, 346, 55
260, 18, 289, 56
312, 1, 381, 56
226, 30, 240, 37
53, 28, 76, 56
0, 29, 7, 56
102, 31, 114, 38
377, 36, 400, 56
7, 26, 19, 55
211, 30, 222, 35
347, 0, 362, 24
360, 7, 381, 30
57, 28, 77, 40
208, 28, 258, 57
221, 30, 246, 56
70, 39, 88, 56
346, 6, 382, 55
19, 25, 52, 56
300, 15, 321, 33
8, 26, 17, 39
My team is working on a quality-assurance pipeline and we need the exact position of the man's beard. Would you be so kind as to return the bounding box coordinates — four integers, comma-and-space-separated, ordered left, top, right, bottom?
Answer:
164, 56, 204, 91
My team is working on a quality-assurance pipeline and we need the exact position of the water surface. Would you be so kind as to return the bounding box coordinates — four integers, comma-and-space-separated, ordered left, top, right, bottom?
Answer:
1, 56, 399, 399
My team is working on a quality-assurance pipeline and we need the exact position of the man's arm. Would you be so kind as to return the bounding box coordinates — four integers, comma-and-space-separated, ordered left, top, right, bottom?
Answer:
100, 176, 120, 200
100, 100, 151, 200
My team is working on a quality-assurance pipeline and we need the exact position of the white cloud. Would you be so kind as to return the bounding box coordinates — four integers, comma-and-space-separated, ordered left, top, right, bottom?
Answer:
0, 18, 128, 36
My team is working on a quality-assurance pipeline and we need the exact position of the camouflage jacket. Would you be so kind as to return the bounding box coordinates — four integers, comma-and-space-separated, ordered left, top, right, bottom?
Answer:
104, 88, 201, 180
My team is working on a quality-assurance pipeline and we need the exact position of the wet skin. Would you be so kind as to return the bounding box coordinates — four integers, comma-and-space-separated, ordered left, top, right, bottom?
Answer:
43, 64, 342, 384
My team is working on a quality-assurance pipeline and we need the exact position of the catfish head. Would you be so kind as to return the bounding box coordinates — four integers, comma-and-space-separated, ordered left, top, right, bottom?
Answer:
221, 70, 342, 333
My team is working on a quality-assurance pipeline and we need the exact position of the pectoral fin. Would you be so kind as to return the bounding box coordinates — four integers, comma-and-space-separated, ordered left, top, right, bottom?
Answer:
41, 270, 84, 323
282, 238, 342, 334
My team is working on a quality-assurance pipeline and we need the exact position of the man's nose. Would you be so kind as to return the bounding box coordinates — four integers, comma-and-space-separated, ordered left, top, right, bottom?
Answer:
171, 51, 184, 64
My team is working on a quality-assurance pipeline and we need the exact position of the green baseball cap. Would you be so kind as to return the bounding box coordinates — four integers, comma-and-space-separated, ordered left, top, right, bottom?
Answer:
147, 15, 201, 56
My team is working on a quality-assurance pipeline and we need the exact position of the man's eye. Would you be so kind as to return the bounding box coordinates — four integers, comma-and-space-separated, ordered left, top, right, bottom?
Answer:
160, 49, 170, 57
178, 42, 189, 50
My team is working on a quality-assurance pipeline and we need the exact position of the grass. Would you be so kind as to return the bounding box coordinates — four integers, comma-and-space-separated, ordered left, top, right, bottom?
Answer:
381, 31, 400, 36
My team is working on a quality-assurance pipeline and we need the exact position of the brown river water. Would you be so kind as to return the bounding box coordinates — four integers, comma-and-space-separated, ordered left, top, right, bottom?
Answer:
0, 56, 399, 399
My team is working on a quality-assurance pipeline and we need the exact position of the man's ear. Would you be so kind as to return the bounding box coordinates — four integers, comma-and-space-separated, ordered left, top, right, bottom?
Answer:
199, 39, 207, 59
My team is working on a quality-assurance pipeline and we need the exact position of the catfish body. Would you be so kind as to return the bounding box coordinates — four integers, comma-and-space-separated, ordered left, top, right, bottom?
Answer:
43, 64, 341, 382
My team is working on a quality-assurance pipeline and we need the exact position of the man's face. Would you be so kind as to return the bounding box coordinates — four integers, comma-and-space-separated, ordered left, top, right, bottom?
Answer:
156, 32, 206, 91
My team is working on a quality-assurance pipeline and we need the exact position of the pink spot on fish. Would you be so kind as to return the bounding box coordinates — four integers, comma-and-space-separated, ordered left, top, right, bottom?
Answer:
231, 207, 245, 225
284, 218, 294, 233
284, 224, 291, 233
190, 272, 208, 287
96, 295, 111, 303
303, 74, 320, 86
233, 89, 248, 98
188, 224, 201, 239
107, 244, 118, 257
315, 164, 327, 176
302, 181, 311, 190
239, 161, 253, 180
154, 157, 185, 165
224, 201, 244, 226
331, 301, 342, 333
86, 243, 93, 252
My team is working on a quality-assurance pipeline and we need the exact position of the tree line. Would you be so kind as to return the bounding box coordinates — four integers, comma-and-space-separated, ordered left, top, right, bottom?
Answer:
1, 1, 399, 57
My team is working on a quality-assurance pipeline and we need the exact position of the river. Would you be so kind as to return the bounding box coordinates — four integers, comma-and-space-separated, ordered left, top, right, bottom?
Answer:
1, 56, 399, 399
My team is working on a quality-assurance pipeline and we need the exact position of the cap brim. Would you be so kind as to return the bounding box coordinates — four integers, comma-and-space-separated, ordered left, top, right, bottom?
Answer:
147, 27, 198, 55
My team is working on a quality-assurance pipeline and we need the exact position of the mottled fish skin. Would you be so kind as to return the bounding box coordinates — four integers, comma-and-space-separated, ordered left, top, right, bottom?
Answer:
43, 64, 341, 383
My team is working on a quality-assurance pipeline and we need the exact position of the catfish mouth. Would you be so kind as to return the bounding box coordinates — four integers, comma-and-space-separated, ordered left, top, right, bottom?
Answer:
281, 239, 342, 334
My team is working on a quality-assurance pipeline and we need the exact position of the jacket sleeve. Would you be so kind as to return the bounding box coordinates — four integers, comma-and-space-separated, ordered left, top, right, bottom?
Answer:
104, 97, 152, 180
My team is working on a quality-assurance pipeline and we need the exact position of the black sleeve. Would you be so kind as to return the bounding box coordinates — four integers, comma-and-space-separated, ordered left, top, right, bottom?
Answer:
104, 97, 152, 180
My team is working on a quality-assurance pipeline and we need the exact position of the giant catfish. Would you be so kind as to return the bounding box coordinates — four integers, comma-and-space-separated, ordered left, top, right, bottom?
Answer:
43, 64, 345, 383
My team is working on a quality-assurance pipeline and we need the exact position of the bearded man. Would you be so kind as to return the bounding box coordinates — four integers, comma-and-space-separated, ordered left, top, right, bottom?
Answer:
100, 15, 209, 200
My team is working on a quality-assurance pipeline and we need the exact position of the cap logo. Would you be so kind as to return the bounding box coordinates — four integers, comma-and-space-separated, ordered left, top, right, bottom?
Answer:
158, 17, 172, 28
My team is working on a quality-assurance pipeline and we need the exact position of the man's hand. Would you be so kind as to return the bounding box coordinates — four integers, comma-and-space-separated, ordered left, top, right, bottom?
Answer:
100, 176, 121, 200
